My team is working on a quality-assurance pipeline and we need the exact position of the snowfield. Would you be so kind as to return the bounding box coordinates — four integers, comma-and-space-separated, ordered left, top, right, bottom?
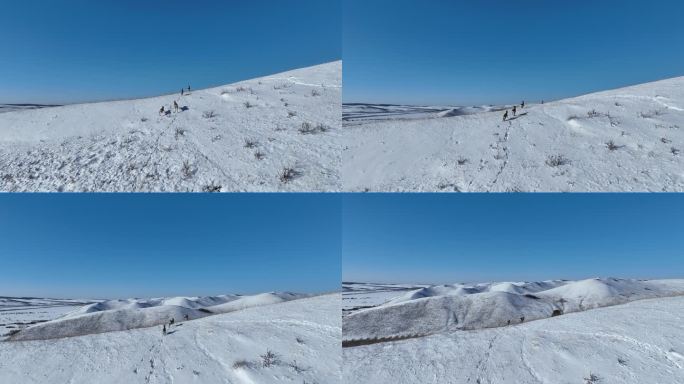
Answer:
344, 295, 684, 384
343, 76, 684, 191
343, 279, 684, 383
0, 61, 341, 192
0, 293, 340, 384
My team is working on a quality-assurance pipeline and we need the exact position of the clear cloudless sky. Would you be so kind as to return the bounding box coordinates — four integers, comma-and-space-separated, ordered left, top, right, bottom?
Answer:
343, 194, 684, 284
343, 0, 684, 105
0, 0, 341, 104
0, 194, 341, 299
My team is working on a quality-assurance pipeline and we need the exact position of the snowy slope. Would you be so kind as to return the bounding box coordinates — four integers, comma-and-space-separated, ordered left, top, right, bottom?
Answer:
7, 292, 307, 341
343, 278, 684, 341
0, 62, 341, 192
343, 76, 684, 191
344, 295, 684, 384
0, 294, 340, 384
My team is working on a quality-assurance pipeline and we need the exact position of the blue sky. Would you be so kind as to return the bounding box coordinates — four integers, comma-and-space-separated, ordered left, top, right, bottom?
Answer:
0, 0, 340, 104
343, 194, 684, 284
343, 0, 684, 105
0, 194, 341, 299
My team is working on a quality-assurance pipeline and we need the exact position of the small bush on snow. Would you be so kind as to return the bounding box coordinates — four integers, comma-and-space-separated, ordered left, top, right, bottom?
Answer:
299, 122, 329, 135
279, 167, 301, 183
202, 181, 221, 193
181, 160, 195, 179
545, 154, 570, 167
260, 350, 279, 367
605, 140, 622, 151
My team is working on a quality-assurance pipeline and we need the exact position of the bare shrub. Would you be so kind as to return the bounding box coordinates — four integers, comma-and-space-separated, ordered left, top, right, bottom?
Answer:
605, 140, 622, 151
260, 350, 279, 367
181, 160, 195, 179
279, 167, 301, 183
299, 122, 329, 134
661, 137, 672, 144
437, 182, 460, 192
203, 110, 216, 119
587, 109, 601, 118
244, 139, 258, 149
175, 127, 187, 140
311, 89, 321, 97
584, 373, 600, 383
244, 101, 254, 108
202, 181, 222, 193
299, 122, 314, 134
255, 151, 265, 160
545, 154, 570, 167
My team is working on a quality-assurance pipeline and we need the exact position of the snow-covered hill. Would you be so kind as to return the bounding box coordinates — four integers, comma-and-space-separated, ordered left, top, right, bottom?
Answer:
6, 292, 308, 341
343, 76, 684, 191
0, 62, 341, 192
344, 295, 684, 384
0, 294, 340, 384
343, 278, 684, 341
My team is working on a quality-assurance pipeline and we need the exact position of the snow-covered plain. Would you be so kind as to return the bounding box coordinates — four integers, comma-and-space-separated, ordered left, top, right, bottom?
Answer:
0, 62, 341, 192
0, 293, 340, 384
342, 282, 430, 314
343, 103, 505, 124
0, 297, 95, 337
0, 104, 60, 114
343, 77, 684, 191
343, 279, 684, 383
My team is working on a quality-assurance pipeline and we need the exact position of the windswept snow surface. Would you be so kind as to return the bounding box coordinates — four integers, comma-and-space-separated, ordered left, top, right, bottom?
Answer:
344, 295, 684, 384
0, 62, 341, 192
6, 292, 308, 341
343, 278, 684, 341
0, 294, 340, 384
343, 77, 684, 191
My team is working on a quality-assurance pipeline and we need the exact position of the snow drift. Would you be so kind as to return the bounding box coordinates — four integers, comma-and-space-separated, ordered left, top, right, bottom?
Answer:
0, 61, 341, 192
343, 278, 684, 341
343, 76, 684, 191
